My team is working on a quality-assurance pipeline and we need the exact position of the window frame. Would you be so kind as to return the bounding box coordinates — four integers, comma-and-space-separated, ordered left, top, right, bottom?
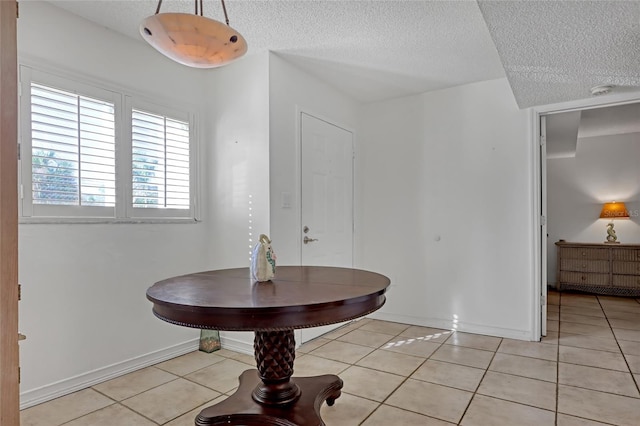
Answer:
18, 64, 199, 223
124, 97, 197, 220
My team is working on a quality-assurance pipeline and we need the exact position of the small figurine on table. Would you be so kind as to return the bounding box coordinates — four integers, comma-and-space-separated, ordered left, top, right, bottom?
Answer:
251, 234, 276, 282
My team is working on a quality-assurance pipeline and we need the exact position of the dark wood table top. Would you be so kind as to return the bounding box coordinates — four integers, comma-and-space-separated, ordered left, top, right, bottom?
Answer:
147, 266, 390, 332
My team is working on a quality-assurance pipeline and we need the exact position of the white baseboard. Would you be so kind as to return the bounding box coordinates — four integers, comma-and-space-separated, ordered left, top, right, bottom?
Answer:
20, 339, 199, 410
220, 333, 254, 355
367, 312, 534, 341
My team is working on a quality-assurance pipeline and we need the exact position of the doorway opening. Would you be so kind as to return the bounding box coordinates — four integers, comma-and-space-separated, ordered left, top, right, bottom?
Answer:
535, 97, 640, 339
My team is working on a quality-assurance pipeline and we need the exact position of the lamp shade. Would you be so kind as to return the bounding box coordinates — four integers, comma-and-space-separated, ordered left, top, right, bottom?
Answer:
599, 202, 629, 219
140, 13, 247, 68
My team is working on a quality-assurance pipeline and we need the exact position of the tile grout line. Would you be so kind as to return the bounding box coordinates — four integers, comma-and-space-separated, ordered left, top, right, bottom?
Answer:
555, 293, 563, 424
349, 323, 416, 425
452, 338, 502, 425
298, 319, 404, 425
161, 354, 255, 425
325, 321, 563, 424
55, 397, 118, 426
555, 292, 640, 424
114, 354, 238, 425
597, 295, 638, 380
357, 326, 449, 425
309, 321, 406, 425
596, 294, 640, 397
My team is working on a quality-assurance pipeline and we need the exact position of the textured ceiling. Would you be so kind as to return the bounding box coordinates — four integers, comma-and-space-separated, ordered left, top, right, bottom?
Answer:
40, 0, 506, 103
36, 1, 640, 107
478, 0, 640, 108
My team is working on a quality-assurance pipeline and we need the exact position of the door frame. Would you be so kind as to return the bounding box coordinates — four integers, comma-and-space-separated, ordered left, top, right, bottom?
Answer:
295, 107, 356, 344
539, 115, 548, 337
0, 0, 20, 423
531, 91, 640, 340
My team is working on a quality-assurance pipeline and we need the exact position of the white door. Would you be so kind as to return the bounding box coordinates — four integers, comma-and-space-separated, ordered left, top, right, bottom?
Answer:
540, 115, 548, 337
300, 113, 353, 267
299, 112, 354, 343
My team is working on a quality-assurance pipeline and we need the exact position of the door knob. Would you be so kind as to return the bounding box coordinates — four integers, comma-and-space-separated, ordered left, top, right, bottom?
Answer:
18, 333, 26, 341
303, 236, 318, 244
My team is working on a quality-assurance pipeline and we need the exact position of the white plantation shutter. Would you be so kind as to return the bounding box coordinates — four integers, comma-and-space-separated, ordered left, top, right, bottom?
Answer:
131, 109, 190, 210
30, 83, 116, 207
20, 66, 196, 222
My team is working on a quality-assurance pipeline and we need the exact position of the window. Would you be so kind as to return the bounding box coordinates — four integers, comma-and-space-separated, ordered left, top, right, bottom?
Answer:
19, 66, 197, 222
30, 83, 116, 208
131, 109, 190, 210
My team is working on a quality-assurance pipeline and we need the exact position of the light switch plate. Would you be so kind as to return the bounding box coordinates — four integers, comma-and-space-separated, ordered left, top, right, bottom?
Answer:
281, 192, 292, 209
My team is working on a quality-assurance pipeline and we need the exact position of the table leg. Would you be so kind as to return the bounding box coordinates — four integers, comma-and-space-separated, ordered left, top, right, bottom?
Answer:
252, 330, 301, 405
195, 330, 343, 426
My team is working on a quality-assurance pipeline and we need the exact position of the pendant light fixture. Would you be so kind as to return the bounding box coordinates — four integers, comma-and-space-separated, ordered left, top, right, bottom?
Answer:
140, 0, 247, 68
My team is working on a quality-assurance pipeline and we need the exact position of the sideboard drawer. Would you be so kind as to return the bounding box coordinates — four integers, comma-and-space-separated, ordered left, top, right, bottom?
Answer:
612, 275, 640, 288
560, 248, 609, 260
612, 249, 640, 262
612, 261, 640, 275
561, 259, 609, 273
559, 271, 610, 286
556, 242, 640, 295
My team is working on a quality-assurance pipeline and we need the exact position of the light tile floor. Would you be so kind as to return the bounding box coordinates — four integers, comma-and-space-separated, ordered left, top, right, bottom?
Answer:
21, 290, 640, 425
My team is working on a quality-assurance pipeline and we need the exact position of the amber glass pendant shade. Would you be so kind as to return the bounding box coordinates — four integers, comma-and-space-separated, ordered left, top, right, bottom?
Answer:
140, 0, 247, 69
140, 13, 247, 68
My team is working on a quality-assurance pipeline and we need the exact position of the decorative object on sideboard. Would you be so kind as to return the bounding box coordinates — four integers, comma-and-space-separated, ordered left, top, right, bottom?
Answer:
140, 0, 247, 68
599, 201, 629, 244
251, 234, 276, 282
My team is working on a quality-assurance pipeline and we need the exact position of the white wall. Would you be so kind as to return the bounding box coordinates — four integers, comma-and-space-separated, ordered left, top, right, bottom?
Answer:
205, 52, 270, 268
204, 52, 270, 351
358, 79, 536, 339
268, 53, 361, 265
16, 2, 541, 407
18, 2, 213, 407
547, 132, 640, 284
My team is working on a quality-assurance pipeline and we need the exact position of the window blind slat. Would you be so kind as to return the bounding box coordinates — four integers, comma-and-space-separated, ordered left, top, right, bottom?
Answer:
132, 140, 166, 152
133, 177, 164, 186
133, 151, 165, 161
32, 120, 78, 137
81, 147, 115, 159
33, 131, 79, 147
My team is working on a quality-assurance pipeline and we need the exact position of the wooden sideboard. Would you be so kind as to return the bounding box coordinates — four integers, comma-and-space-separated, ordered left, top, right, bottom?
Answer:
556, 242, 640, 296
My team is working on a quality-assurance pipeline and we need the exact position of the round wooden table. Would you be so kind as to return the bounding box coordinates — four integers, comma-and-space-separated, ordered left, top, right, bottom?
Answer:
146, 266, 390, 426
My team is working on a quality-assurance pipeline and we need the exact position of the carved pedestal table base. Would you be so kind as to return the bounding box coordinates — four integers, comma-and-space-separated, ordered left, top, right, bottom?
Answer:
195, 330, 343, 426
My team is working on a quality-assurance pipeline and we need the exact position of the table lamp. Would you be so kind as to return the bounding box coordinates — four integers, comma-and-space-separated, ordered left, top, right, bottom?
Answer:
599, 201, 629, 243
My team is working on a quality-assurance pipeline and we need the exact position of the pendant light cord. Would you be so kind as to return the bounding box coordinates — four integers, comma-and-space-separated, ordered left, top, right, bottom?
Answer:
154, 0, 229, 25
221, 0, 230, 25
